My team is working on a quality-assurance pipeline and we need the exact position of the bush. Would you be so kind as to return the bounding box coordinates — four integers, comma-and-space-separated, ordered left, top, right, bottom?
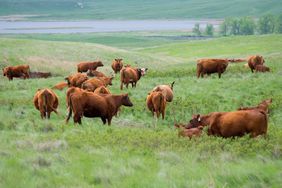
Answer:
192, 23, 201, 36
257, 14, 275, 34
274, 14, 282, 33
239, 17, 255, 35
204, 24, 214, 36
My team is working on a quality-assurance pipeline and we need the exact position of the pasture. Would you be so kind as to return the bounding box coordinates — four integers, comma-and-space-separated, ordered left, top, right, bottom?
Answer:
0, 34, 282, 187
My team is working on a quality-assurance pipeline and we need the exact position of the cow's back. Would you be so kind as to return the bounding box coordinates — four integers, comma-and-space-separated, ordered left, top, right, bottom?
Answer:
153, 85, 173, 102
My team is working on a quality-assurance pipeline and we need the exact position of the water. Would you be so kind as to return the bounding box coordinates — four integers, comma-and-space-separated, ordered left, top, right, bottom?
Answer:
0, 20, 220, 34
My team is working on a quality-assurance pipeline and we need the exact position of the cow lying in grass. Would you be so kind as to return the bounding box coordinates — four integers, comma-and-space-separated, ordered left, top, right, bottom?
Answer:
174, 124, 203, 139
255, 65, 270, 72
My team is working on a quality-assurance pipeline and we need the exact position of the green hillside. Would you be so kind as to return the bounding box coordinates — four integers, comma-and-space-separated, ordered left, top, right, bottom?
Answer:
0, 0, 281, 20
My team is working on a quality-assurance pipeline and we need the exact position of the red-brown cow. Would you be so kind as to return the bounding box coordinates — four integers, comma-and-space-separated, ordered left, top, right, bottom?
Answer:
65, 73, 88, 87
187, 110, 268, 138
248, 55, 265, 73
152, 81, 175, 102
146, 90, 166, 119
111, 58, 123, 73
86, 70, 107, 77
174, 124, 203, 138
255, 65, 270, 72
120, 67, 148, 90
52, 81, 68, 90
3, 65, 30, 80
77, 61, 104, 73
81, 76, 113, 92
33, 88, 59, 119
29, 71, 51, 79
196, 59, 229, 78
93, 86, 111, 94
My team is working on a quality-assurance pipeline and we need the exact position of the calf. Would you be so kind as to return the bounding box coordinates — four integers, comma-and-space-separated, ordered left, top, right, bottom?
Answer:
65, 73, 88, 88
120, 66, 148, 90
3, 64, 30, 80
174, 124, 203, 138
152, 81, 175, 102
33, 88, 59, 119
146, 90, 166, 119
77, 61, 104, 73
111, 58, 123, 73
66, 92, 133, 125
247, 55, 265, 73
196, 59, 229, 78
187, 110, 268, 138
255, 65, 270, 72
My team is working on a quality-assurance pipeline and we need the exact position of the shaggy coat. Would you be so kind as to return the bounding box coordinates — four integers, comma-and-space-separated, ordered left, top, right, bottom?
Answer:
65, 73, 88, 88
111, 58, 123, 73
196, 59, 229, 78
152, 81, 175, 102
248, 55, 265, 73
3, 65, 30, 80
66, 93, 133, 125
33, 88, 59, 119
146, 91, 166, 119
120, 67, 148, 90
77, 61, 104, 72
187, 110, 268, 138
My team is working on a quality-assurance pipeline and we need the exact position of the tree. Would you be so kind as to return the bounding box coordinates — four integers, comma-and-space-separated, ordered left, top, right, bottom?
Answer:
229, 18, 240, 35
219, 20, 228, 36
257, 14, 275, 34
192, 23, 201, 36
204, 24, 214, 36
274, 14, 282, 33
238, 17, 255, 35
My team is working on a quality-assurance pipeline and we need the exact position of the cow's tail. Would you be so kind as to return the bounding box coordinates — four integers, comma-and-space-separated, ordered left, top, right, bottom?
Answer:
43, 90, 58, 115
66, 94, 73, 123
170, 81, 175, 90
43, 90, 48, 117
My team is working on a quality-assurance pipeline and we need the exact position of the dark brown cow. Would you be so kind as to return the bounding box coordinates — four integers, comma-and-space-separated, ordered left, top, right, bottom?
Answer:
146, 90, 166, 119
248, 55, 265, 73
65, 73, 88, 87
82, 76, 113, 92
174, 124, 203, 138
52, 81, 68, 90
187, 110, 268, 138
33, 88, 59, 119
77, 61, 104, 73
152, 81, 175, 102
29, 71, 51, 79
66, 92, 133, 125
3, 65, 30, 80
93, 86, 111, 94
86, 70, 106, 77
120, 67, 148, 90
111, 58, 123, 73
196, 59, 229, 78
255, 65, 270, 72
238, 98, 272, 114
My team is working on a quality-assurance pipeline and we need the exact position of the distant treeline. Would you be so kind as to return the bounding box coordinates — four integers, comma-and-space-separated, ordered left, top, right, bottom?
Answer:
193, 14, 282, 36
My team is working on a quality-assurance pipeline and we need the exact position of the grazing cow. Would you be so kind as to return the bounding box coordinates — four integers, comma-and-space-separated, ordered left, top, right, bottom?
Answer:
152, 81, 175, 102
120, 66, 148, 90
82, 76, 113, 92
146, 90, 166, 119
238, 98, 272, 114
196, 59, 229, 78
255, 65, 270, 72
248, 55, 265, 73
33, 88, 59, 119
66, 92, 133, 125
174, 124, 203, 138
93, 86, 111, 94
86, 70, 107, 77
77, 61, 104, 73
187, 110, 268, 138
3, 65, 30, 80
29, 71, 51, 79
65, 73, 88, 88
52, 81, 68, 90
111, 58, 123, 73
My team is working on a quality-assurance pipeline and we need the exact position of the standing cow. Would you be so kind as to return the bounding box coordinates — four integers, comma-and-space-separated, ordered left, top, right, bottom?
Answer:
152, 81, 175, 102
33, 88, 59, 119
112, 59, 123, 74
77, 61, 104, 73
196, 59, 229, 78
120, 66, 148, 90
3, 65, 30, 80
247, 55, 265, 73
146, 90, 166, 119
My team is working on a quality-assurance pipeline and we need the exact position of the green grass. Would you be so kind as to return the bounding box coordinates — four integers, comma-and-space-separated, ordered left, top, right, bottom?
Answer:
0, 0, 281, 20
0, 34, 282, 187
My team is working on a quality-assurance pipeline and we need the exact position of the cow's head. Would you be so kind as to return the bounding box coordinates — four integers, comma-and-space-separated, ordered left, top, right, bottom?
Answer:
186, 114, 203, 129
2, 67, 9, 76
138, 68, 148, 76
261, 98, 272, 106
121, 93, 133, 107
96, 61, 104, 67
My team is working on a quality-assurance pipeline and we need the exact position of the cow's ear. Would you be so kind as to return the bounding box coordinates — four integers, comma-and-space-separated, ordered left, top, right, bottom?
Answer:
197, 114, 201, 122
145, 68, 148, 71
115, 59, 118, 61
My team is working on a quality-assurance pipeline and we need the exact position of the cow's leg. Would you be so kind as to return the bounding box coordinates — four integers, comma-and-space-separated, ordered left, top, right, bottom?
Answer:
218, 72, 221, 78
161, 108, 165, 120
107, 116, 112, 126
73, 114, 81, 124
40, 111, 45, 119
47, 111, 51, 119
101, 117, 107, 125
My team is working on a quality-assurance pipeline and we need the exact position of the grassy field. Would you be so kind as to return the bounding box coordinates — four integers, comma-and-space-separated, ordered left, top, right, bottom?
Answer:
0, 0, 281, 20
0, 34, 282, 187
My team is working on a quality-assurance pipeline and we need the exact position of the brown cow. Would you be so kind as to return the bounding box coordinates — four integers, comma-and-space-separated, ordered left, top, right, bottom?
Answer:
174, 124, 203, 138
86, 70, 106, 77
111, 58, 123, 73
65, 73, 88, 87
66, 92, 133, 125
152, 81, 175, 102
66, 87, 85, 108
187, 110, 268, 138
238, 98, 272, 114
29, 71, 51, 79
248, 55, 265, 73
3, 65, 30, 80
196, 59, 229, 78
120, 67, 148, 90
255, 65, 270, 72
52, 82, 68, 90
77, 61, 104, 73
33, 88, 59, 119
146, 90, 166, 119
93, 86, 111, 94
82, 76, 113, 92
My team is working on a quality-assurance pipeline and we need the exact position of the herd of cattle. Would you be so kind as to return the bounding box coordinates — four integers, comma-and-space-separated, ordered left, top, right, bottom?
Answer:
2, 55, 272, 139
